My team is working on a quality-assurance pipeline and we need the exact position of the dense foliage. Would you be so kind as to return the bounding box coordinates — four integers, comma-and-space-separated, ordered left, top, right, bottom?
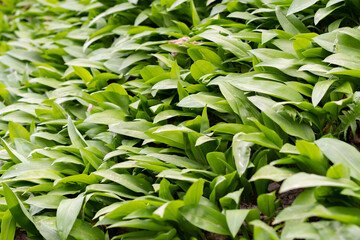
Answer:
0, 0, 360, 239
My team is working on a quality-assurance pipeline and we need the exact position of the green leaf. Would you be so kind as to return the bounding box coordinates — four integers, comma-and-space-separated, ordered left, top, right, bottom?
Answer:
153, 110, 196, 123
88, 2, 135, 27
56, 194, 85, 240
251, 220, 280, 240
181, 204, 230, 235
275, 7, 310, 35
296, 140, 328, 175
280, 172, 359, 193
233, 133, 253, 176
8, 121, 30, 141
103, 200, 148, 219
184, 179, 205, 205
190, 60, 215, 81
94, 170, 153, 194
229, 75, 304, 102
25, 195, 67, 209
206, 152, 234, 175
274, 203, 360, 225
324, 53, 360, 69
178, 92, 232, 113
109, 120, 154, 140
0, 138, 28, 163
55, 174, 99, 186
33, 216, 61, 240
66, 58, 105, 70
234, 132, 280, 150
226, 209, 249, 238
315, 138, 360, 180
190, 0, 200, 26
87, 73, 118, 90
187, 46, 222, 66
314, 4, 343, 25
109, 219, 172, 232
218, 80, 260, 124
0, 210, 16, 240
2, 183, 40, 236
69, 219, 105, 240
67, 117, 88, 148
312, 80, 336, 106
288, 0, 319, 15
249, 96, 315, 141
249, 117, 283, 148
327, 164, 351, 179
80, 148, 103, 169
73, 66, 93, 84
199, 30, 251, 58
250, 165, 296, 182
257, 191, 277, 217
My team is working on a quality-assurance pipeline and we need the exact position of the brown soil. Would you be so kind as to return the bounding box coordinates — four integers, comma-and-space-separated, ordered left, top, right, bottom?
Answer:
15, 229, 28, 240
205, 232, 229, 240
279, 189, 304, 208
267, 181, 303, 208
240, 202, 259, 210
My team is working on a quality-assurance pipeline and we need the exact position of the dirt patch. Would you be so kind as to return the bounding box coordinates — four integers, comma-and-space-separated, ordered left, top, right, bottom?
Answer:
267, 181, 303, 208
15, 229, 28, 240
279, 189, 304, 208
268, 182, 281, 192
240, 202, 259, 210
205, 232, 228, 240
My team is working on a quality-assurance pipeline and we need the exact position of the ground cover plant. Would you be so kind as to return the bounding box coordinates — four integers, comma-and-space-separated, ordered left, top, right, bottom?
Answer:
0, 0, 360, 239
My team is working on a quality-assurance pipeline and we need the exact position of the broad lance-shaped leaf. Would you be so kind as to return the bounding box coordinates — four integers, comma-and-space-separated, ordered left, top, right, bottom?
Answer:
56, 194, 85, 240
225, 74, 304, 102
84, 109, 126, 125
248, 96, 315, 141
274, 203, 360, 225
25, 195, 67, 209
177, 92, 232, 113
67, 117, 88, 148
314, 4, 343, 25
250, 165, 297, 182
8, 121, 30, 141
315, 138, 360, 180
153, 110, 196, 124
218, 80, 260, 124
73, 66, 92, 84
296, 140, 328, 175
184, 179, 205, 205
234, 132, 281, 150
0, 138, 28, 163
190, 0, 200, 26
198, 30, 251, 58
2, 183, 40, 236
249, 117, 283, 148
280, 172, 359, 193
88, 2, 135, 27
109, 120, 155, 140
181, 204, 231, 235
0, 209, 16, 240
233, 133, 253, 176
226, 210, 250, 238
275, 7, 310, 35
312, 79, 336, 106
80, 148, 103, 169
251, 220, 280, 240
190, 60, 215, 80
288, 0, 319, 15
257, 191, 277, 217
94, 170, 153, 194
